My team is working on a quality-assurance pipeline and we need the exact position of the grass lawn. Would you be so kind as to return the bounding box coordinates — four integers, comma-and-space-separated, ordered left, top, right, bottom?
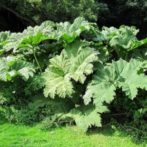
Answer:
0, 123, 146, 147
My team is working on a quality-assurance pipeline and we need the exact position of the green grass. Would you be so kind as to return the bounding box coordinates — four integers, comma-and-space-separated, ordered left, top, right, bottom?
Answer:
0, 123, 146, 147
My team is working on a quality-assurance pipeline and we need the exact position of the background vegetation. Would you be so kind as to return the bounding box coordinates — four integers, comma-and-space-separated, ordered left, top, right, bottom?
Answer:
0, 0, 147, 38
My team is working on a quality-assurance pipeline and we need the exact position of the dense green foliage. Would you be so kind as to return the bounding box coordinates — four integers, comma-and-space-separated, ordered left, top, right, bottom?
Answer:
0, 17, 147, 140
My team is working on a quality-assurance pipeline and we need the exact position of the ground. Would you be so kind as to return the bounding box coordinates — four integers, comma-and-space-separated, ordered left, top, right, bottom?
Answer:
0, 123, 145, 147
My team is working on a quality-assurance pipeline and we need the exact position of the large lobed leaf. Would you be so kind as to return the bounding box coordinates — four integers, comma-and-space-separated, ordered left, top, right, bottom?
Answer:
43, 54, 73, 98
0, 56, 35, 81
65, 40, 98, 83
43, 40, 98, 98
84, 59, 147, 107
60, 105, 108, 132
57, 17, 92, 43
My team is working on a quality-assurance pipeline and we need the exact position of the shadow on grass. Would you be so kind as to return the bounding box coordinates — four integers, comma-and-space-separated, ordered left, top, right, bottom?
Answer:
87, 125, 115, 136
87, 124, 146, 146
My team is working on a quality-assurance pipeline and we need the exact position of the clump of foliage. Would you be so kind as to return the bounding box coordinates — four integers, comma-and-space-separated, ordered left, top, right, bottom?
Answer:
0, 17, 147, 139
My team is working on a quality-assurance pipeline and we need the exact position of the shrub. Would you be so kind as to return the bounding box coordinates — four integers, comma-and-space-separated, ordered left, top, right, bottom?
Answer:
0, 17, 146, 133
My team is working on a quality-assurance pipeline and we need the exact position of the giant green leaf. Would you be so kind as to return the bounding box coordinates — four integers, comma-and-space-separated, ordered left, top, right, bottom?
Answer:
57, 17, 92, 43
84, 59, 147, 107
43, 54, 73, 98
43, 40, 98, 98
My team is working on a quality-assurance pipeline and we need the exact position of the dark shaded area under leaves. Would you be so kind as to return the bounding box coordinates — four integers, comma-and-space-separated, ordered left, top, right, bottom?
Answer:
0, 8, 30, 32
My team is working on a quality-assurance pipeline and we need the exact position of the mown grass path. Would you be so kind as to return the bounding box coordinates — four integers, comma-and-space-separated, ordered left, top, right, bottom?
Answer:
0, 123, 145, 147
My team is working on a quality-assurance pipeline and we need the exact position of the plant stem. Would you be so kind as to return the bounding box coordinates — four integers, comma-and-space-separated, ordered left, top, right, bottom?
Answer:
32, 46, 42, 73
